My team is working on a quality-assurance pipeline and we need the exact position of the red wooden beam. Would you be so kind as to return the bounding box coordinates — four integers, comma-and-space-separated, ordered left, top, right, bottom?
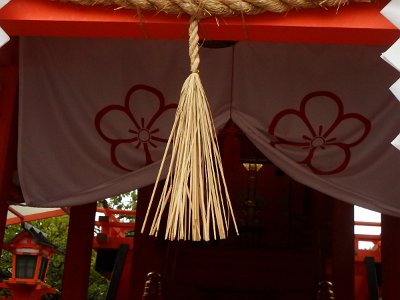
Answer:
95, 221, 135, 229
354, 221, 381, 227
97, 207, 136, 217
6, 209, 66, 225
0, 0, 398, 45
7, 206, 23, 222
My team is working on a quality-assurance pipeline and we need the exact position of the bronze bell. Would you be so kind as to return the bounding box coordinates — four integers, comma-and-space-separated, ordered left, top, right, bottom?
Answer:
142, 271, 162, 299
316, 280, 335, 300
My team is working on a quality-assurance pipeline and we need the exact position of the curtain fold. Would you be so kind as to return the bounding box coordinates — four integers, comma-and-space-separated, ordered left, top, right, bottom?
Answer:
18, 37, 400, 217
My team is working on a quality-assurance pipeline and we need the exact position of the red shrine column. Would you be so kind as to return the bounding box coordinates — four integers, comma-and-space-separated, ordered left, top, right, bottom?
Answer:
332, 198, 354, 300
312, 192, 354, 299
0, 40, 18, 254
61, 202, 97, 300
381, 214, 400, 300
130, 185, 167, 300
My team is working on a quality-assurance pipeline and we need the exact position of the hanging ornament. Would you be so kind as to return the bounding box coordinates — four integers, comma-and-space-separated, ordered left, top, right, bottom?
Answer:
316, 281, 335, 300
141, 17, 238, 241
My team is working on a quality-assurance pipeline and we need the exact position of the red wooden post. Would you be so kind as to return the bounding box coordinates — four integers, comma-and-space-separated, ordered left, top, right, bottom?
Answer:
332, 199, 354, 300
381, 214, 400, 300
130, 185, 167, 300
61, 202, 97, 300
0, 62, 18, 254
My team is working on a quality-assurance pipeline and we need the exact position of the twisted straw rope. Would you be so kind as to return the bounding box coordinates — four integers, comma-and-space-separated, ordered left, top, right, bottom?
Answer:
58, 0, 349, 16
141, 18, 238, 240
189, 18, 200, 72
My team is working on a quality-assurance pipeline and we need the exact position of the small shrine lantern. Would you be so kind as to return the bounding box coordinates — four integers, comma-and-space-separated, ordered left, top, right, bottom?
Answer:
0, 223, 63, 300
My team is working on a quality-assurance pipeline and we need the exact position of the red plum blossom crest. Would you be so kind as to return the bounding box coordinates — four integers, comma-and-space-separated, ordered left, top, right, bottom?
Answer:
95, 85, 177, 171
268, 91, 371, 175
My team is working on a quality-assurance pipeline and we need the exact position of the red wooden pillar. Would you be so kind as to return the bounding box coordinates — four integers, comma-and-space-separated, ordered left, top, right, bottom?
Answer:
332, 199, 354, 300
130, 185, 167, 300
381, 214, 400, 300
0, 198, 8, 254
61, 202, 97, 300
0, 56, 18, 254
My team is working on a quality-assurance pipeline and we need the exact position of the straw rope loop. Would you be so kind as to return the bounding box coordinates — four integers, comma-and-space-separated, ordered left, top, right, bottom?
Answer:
189, 18, 200, 73
58, 0, 351, 16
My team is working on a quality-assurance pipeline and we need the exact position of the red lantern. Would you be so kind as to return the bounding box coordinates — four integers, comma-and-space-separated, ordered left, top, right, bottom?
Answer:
0, 223, 63, 300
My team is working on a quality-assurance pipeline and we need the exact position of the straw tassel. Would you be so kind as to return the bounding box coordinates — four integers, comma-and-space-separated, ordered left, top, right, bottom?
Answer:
141, 18, 238, 241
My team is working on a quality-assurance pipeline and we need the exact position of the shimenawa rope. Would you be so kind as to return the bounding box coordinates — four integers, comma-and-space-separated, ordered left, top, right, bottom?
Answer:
59, 0, 350, 15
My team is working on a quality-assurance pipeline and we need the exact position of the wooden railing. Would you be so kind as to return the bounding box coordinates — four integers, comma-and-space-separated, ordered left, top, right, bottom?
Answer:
354, 221, 381, 262
93, 208, 136, 249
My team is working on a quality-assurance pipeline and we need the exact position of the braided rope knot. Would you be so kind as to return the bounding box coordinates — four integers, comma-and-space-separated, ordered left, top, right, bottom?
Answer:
59, 0, 351, 16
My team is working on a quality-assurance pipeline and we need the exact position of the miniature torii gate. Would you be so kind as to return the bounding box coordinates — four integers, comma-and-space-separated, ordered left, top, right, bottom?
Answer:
0, 0, 399, 299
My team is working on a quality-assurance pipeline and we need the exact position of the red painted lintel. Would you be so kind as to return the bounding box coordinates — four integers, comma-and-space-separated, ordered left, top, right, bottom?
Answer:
7, 206, 24, 221
0, 0, 398, 45
6, 209, 66, 225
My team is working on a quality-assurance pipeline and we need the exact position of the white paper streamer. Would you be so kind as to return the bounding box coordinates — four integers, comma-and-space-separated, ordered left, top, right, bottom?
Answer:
392, 132, 400, 150
381, 39, 400, 72
381, 0, 400, 29
381, 0, 400, 151
0, 0, 10, 9
0, 27, 9, 48
390, 78, 400, 101
0, 0, 10, 48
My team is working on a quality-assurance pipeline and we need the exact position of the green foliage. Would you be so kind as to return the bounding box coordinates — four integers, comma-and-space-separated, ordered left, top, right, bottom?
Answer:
36, 216, 69, 294
87, 251, 109, 300
101, 191, 137, 228
1, 224, 19, 278
0, 224, 17, 298
104, 190, 137, 211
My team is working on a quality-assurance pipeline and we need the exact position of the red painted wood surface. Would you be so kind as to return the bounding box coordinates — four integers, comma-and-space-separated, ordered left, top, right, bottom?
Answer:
0, 282, 56, 300
333, 199, 355, 299
131, 131, 357, 299
0, 64, 18, 256
0, 0, 398, 45
381, 215, 400, 300
6, 209, 66, 225
61, 203, 97, 300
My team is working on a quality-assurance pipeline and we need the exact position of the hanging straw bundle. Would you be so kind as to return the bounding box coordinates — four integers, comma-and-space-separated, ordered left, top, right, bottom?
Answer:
141, 18, 238, 241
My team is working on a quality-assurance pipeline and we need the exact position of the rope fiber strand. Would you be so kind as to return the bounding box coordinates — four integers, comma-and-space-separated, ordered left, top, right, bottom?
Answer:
57, 0, 352, 15
141, 18, 238, 241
